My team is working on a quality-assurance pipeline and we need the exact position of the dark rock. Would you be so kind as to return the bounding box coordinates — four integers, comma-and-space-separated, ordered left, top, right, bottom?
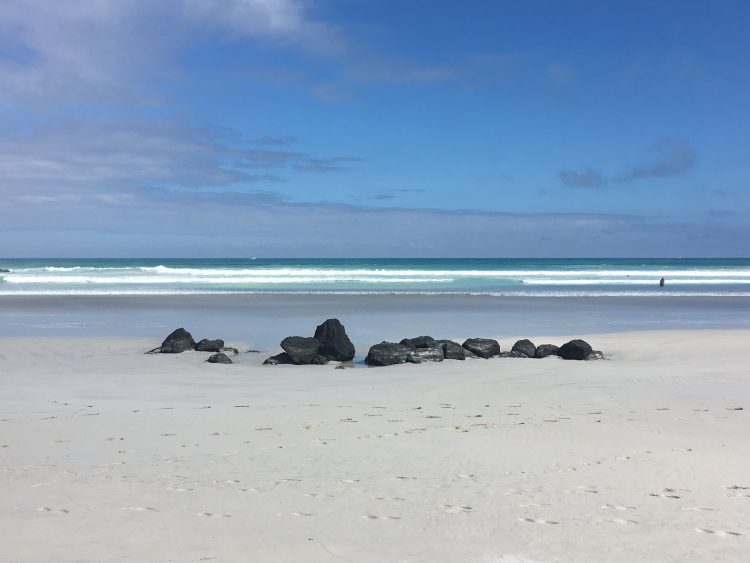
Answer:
221, 347, 239, 355
463, 348, 479, 359
437, 340, 466, 360
263, 352, 292, 365
310, 355, 328, 365
558, 339, 593, 360
280, 336, 322, 365
586, 350, 605, 361
158, 328, 195, 354
400, 336, 437, 349
0, 268, 10, 273
462, 338, 501, 359
511, 339, 536, 358
314, 319, 355, 361
534, 344, 559, 358
194, 338, 225, 352
207, 353, 232, 364
500, 350, 528, 358
407, 347, 445, 363
365, 342, 412, 366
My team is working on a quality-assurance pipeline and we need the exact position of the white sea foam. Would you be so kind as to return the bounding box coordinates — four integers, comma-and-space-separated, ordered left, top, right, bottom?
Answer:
1, 289, 750, 297
4, 264, 750, 294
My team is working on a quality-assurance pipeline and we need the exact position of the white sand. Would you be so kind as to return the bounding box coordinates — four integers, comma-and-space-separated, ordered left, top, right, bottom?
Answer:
1, 331, 749, 562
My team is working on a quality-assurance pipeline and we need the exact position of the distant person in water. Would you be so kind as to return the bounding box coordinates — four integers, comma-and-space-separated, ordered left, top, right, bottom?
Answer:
659, 277, 665, 287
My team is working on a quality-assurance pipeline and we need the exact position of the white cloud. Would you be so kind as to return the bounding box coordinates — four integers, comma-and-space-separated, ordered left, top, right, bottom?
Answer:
0, 0, 341, 108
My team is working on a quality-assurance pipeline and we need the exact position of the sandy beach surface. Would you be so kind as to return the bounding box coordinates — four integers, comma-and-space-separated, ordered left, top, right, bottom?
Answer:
2, 330, 749, 562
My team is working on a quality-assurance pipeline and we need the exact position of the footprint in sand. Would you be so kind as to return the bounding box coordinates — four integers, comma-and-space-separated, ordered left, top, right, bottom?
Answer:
374, 496, 405, 502
648, 488, 681, 499
304, 493, 334, 499
602, 504, 637, 511
599, 518, 639, 525
440, 505, 472, 513
696, 528, 742, 537
198, 512, 232, 518
291, 512, 316, 517
684, 507, 715, 512
120, 506, 158, 512
364, 513, 401, 520
37, 507, 69, 514
519, 517, 558, 525
567, 485, 598, 494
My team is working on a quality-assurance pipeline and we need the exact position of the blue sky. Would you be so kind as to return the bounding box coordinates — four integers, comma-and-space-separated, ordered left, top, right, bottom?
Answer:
1, 0, 749, 257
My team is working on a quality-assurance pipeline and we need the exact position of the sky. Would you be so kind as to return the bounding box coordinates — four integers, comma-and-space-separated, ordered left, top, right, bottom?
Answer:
1, 0, 749, 257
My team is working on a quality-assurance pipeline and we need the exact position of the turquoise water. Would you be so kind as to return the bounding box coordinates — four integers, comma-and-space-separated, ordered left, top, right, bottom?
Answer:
2, 258, 750, 296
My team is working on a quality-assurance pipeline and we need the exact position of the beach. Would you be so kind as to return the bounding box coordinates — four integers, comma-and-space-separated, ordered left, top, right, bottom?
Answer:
2, 324, 749, 562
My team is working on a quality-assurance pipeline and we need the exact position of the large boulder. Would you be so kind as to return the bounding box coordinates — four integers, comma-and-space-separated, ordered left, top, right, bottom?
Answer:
400, 336, 437, 349
462, 338, 501, 359
263, 352, 292, 365
534, 344, 560, 358
314, 319, 355, 361
365, 342, 412, 366
437, 339, 466, 360
207, 353, 232, 364
511, 339, 536, 358
280, 336, 323, 365
194, 338, 225, 352
159, 328, 195, 353
408, 347, 445, 363
558, 339, 593, 360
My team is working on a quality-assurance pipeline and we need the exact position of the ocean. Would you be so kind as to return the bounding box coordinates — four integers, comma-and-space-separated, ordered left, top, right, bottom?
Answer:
1, 257, 750, 297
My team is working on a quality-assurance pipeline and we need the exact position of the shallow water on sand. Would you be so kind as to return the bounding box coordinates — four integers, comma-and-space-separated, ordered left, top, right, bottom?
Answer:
2, 294, 750, 352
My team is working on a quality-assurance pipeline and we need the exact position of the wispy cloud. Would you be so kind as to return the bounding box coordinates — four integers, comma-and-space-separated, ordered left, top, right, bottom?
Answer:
3, 188, 744, 257
616, 140, 697, 183
559, 140, 698, 189
0, 0, 343, 108
0, 120, 360, 203
558, 167, 607, 189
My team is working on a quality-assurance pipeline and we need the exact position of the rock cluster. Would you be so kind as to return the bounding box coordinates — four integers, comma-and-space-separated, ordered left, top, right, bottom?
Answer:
364, 336, 601, 366
263, 319, 356, 365
146, 327, 238, 363
148, 323, 602, 369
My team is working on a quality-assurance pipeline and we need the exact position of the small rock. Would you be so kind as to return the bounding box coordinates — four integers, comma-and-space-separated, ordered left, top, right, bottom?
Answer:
558, 339, 593, 360
437, 340, 466, 360
400, 336, 437, 349
408, 347, 445, 363
156, 328, 195, 354
500, 350, 528, 358
263, 352, 292, 365
195, 339, 225, 352
365, 342, 412, 366
207, 353, 232, 364
534, 344, 560, 358
511, 339, 536, 358
462, 338, 501, 359
280, 336, 322, 365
